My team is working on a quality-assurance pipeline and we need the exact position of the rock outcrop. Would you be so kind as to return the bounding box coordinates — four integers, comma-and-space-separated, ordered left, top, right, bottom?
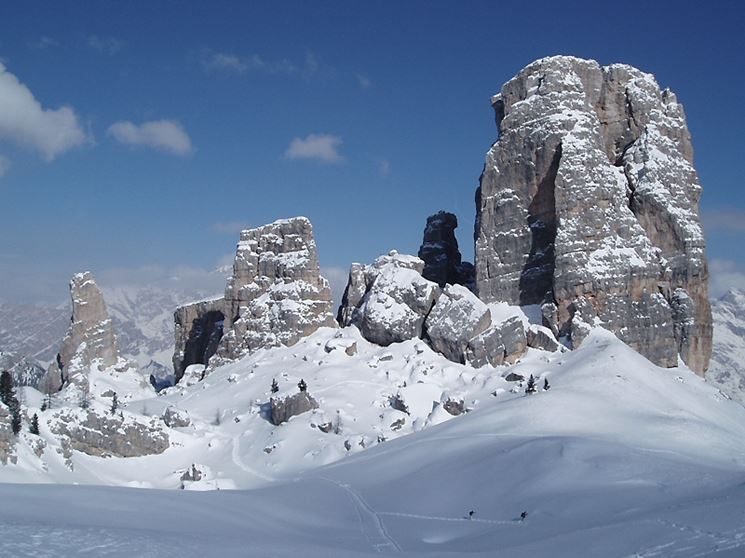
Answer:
172, 218, 336, 381
337, 251, 440, 346
270, 392, 319, 425
50, 409, 169, 458
474, 55, 712, 374
418, 211, 474, 288
172, 298, 225, 383
42, 272, 120, 392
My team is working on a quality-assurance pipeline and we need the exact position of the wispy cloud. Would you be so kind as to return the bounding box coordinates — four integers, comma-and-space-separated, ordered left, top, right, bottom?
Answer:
284, 134, 343, 164
201, 49, 320, 79
107, 119, 193, 156
87, 35, 125, 55
703, 208, 745, 234
0, 62, 88, 161
710, 259, 745, 298
356, 73, 372, 89
212, 221, 248, 235
28, 36, 58, 50
379, 159, 390, 177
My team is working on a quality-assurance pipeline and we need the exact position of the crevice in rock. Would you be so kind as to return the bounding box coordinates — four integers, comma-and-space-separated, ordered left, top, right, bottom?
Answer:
180, 310, 225, 380
519, 144, 560, 305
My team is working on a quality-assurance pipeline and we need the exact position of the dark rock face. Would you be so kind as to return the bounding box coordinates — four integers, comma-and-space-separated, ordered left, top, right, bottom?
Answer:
172, 299, 225, 383
269, 392, 319, 425
526, 325, 560, 352
418, 211, 474, 288
474, 56, 712, 374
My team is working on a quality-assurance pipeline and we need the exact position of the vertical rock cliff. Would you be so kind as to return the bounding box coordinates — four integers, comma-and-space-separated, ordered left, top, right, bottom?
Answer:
474, 56, 712, 374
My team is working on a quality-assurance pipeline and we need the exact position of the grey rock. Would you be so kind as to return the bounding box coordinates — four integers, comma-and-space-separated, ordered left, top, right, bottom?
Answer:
172, 218, 336, 380
505, 373, 525, 382
526, 325, 560, 352
42, 272, 120, 392
270, 392, 319, 425
180, 464, 203, 482
474, 56, 711, 374
418, 211, 474, 288
50, 409, 169, 458
337, 251, 440, 346
425, 284, 491, 363
162, 406, 191, 428
442, 398, 465, 416
465, 316, 526, 367
0, 405, 15, 465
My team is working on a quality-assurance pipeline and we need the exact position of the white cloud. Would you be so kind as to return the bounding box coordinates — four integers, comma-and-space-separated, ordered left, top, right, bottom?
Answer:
709, 259, 745, 298
379, 159, 390, 177
0, 154, 10, 177
87, 35, 125, 55
107, 119, 193, 156
356, 73, 372, 89
284, 134, 343, 164
201, 50, 323, 79
0, 63, 88, 161
703, 208, 745, 234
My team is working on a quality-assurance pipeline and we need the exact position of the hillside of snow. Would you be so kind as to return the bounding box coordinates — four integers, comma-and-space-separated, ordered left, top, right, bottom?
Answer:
1, 327, 745, 556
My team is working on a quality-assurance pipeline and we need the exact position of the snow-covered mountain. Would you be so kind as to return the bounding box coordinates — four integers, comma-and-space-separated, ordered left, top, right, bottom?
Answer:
2, 325, 745, 556
0, 301, 70, 364
707, 289, 745, 405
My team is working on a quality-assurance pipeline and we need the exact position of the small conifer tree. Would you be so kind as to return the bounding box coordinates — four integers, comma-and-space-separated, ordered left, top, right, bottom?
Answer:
110, 392, 119, 415
29, 413, 40, 435
298, 378, 307, 392
0, 370, 22, 435
543, 378, 550, 391
271, 378, 279, 394
525, 374, 537, 395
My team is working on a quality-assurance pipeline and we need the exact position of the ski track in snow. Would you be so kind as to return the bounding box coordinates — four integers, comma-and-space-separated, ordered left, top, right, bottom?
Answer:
231, 433, 276, 483
376, 511, 520, 526
321, 478, 402, 553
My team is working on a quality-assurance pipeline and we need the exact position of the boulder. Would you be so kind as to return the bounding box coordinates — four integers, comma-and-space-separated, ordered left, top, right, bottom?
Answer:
425, 284, 491, 363
526, 325, 561, 352
465, 316, 526, 367
162, 406, 191, 428
337, 251, 440, 346
269, 392, 319, 426
474, 56, 711, 374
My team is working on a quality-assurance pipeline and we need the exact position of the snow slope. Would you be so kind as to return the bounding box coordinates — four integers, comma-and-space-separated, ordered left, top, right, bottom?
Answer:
2, 318, 745, 555
2, 328, 745, 556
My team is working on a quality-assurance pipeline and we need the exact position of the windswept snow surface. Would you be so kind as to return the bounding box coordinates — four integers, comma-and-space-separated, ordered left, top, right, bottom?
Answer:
2, 328, 745, 556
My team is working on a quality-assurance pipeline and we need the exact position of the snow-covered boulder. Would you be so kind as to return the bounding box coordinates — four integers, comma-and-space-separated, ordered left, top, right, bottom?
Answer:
338, 251, 440, 346
424, 284, 491, 363
162, 406, 190, 428
526, 324, 561, 352
465, 315, 526, 367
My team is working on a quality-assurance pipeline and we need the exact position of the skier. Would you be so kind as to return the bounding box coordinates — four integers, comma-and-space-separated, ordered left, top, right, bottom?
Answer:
520, 511, 528, 521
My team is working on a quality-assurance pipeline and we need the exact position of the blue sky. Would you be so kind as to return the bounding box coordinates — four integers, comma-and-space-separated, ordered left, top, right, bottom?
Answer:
0, 0, 743, 303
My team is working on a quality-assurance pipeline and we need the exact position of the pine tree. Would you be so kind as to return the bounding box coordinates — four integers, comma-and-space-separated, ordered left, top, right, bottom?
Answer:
543, 378, 550, 391
29, 413, 40, 435
271, 378, 279, 394
525, 374, 537, 395
110, 392, 119, 415
298, 378, 307, 392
